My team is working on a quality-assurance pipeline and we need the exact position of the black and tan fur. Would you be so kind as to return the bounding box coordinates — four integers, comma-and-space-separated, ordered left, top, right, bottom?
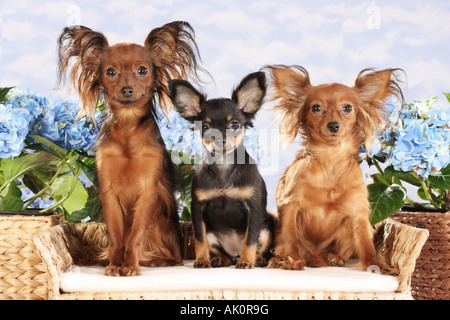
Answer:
169, 72, 274, 269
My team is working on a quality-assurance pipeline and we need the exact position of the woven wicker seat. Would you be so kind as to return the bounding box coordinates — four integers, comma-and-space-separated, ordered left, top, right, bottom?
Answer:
32, 219, 428, 300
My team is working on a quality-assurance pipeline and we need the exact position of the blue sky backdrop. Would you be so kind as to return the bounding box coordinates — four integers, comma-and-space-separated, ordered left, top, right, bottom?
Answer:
1, 0, 449, 211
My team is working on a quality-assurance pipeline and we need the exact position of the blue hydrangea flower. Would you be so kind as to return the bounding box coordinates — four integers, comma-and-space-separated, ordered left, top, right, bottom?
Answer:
5, 88, 49, 132
6, 89, 101, 154
376, 97, 450, 178
0, 104, 31, 158
36, 98, 100, 153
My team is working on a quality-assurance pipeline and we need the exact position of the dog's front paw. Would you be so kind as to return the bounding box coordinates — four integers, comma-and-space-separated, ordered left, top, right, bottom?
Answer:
325, 253, 345, 267
105, 264, 121, 277
267, 256, 282, 268
280, 256, 306, 270
268, 256, 305, 270
193, 259, 211, 268
255, 257, 268, 267
235, 259, 254, 269
120, 265, 141, 276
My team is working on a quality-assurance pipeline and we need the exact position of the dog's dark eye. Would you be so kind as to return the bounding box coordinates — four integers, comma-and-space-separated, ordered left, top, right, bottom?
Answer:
311, 104, 322, 113
202, 122, 210, 132
229, 120, 240, 130
137, 66, 148, 77
106, 67, 116, 77
342, 104, 353, 113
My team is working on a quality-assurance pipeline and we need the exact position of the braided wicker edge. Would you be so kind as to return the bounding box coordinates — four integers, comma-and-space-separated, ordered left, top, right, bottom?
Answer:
374, 218, 429, 293
0, 214, 62, 300
32, 219, 428, 300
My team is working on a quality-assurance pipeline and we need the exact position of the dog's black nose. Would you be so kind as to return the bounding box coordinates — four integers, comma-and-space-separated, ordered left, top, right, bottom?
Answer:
327, 122, 340, 133
121, 86, 134, 98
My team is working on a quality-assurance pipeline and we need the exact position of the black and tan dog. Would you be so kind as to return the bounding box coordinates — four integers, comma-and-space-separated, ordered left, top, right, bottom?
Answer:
169, 72, 274, 269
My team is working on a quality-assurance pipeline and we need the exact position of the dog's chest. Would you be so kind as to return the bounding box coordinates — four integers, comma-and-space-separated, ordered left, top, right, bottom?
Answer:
96, 128, 163, 198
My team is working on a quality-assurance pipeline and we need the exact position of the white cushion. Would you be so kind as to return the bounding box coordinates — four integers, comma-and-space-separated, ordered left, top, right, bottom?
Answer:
60, 259, 398, 293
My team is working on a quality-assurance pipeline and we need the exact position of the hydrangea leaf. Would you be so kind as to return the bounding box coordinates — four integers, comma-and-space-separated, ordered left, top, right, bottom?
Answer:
429, 164, 450, 190
1, 151, 54, 187
0, 180, 23, 211
68, 194, 101, 222
0, 87, 15, 102
384, 165, 421, 187
368, 183, 406, 225
443, 92, 450, 104
52, 174, 88, 215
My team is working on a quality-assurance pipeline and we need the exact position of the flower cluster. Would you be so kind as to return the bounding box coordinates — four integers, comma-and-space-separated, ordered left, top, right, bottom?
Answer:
0, 103, 31, 158
4, 88, 101, 154
375, 97, 450, 178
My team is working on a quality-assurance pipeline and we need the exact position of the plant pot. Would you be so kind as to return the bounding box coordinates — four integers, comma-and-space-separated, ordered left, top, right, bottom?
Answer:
391, 207, 449, 300
0, 211, 62, 300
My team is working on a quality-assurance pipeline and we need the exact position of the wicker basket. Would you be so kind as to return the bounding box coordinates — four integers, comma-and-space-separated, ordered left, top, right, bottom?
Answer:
391, 210, 449, 300
0, 213, 61, 300
32, 219, 429, 300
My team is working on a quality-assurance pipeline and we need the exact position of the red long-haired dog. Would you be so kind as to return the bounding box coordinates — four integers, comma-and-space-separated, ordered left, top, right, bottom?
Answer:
57, 21, 203, 276
266, 65, 403, 273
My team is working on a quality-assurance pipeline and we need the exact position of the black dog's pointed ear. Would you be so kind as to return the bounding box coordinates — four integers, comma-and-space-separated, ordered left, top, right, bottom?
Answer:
232, 72, 266, 114
169, 79, 204, 119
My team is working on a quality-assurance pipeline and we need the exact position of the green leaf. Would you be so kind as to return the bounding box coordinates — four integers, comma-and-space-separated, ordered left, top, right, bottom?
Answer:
371, 173, 390, 185
76, 156, 98, 187
429, 164, 450, 190
417, 186, 428, 201
0, 180, 23, 211
0, 87, 15, 102
429, 175, 450, 190
68, 194, 102, 222
52, 174, 88, 215
384, 165, 421, 187
368, 183, 406, 225
443, 92, 450, 104
1, 152, 55, 191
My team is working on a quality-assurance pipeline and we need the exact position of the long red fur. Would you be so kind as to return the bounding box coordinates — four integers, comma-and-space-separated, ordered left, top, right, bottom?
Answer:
57, 22, 203, 276
265, 65, 403, 273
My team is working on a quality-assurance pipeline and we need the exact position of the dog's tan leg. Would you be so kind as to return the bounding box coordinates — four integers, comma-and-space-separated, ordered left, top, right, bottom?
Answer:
193, 222, 211, 268
102, 192, 124, 277
269, 202, 305, 270
236, 227, 257, 269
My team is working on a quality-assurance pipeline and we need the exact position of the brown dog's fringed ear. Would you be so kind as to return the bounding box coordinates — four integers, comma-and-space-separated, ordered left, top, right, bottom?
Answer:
354, 68, 405, 151
264, 65, 311, 144
145, 21, 204, 116
57, 26, 109, 122
169, 79, 205, 120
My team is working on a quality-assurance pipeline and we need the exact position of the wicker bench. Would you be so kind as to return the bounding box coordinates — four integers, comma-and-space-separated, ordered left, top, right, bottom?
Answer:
0, 214, 62, 300
31, 219, 428, 300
